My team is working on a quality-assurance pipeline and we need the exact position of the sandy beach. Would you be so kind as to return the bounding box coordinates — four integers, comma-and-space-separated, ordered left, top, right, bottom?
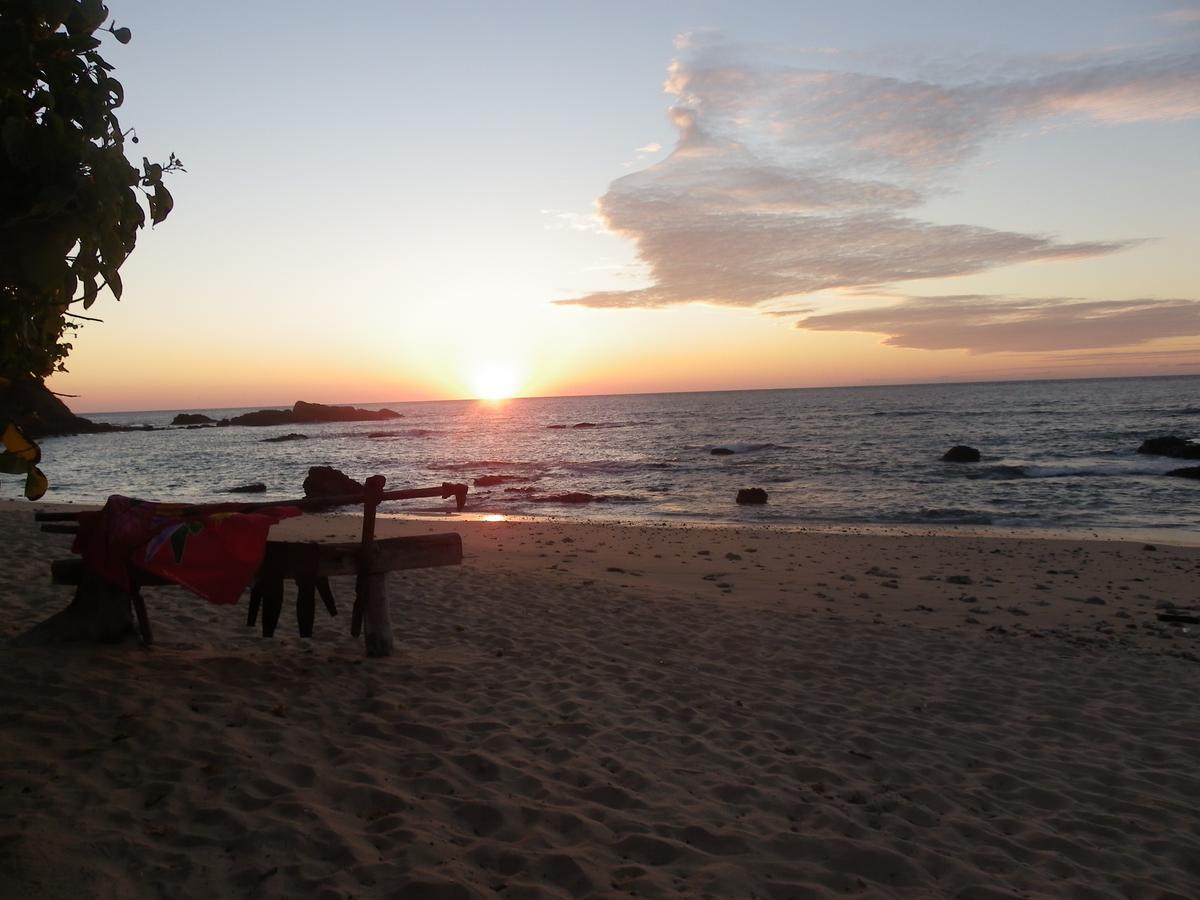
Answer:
2, 504, 1199, 898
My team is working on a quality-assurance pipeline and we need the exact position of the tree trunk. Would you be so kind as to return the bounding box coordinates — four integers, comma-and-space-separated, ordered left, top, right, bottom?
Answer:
13, 570, 138, 646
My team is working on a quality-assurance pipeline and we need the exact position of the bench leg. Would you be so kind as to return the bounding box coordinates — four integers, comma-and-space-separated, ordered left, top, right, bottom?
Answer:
361, 572, 393, 657
261, 577, 284, 638
316, 577, 337, 617
247, 582, 263, 627
296, 577, 316, 638
131, 588, 154, 646
351, 573, 366, 637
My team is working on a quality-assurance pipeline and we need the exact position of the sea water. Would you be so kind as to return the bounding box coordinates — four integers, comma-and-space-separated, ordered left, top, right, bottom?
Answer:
29, 375, 1200, 538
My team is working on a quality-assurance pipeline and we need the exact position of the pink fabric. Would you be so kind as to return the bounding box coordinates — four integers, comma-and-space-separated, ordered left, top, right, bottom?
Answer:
73, 496, 300, 605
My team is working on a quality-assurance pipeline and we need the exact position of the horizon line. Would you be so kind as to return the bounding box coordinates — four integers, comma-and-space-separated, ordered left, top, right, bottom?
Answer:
74, 370, 1200, 416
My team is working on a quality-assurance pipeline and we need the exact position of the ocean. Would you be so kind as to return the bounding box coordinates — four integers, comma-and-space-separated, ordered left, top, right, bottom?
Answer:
30, 375, 1200, 539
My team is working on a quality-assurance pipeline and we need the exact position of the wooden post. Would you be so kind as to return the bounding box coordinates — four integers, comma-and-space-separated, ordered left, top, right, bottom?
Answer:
357, 475, 393, 657
316, 577, 337, 617
295, 577, 316, 638
261, 577, 284, 637
247, 582, 263, 626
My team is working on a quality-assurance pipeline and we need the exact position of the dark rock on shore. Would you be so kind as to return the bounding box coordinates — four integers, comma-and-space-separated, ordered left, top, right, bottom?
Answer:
942, 445, 981, 462
474, 475, 519, 487
1165, 466, 1200, 479
172, 413, 215, 426
262, 433, 308, 443
0, 378, 131, 438
302, 466, 364, 501
711, 448, 735, 456
229, 482, 267, 493
229, 401, 402, 428
1138, 435, 1200, 460
736, 488, 768, 504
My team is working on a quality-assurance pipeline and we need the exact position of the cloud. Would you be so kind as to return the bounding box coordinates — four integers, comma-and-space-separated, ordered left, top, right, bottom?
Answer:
542, 208, 604, 233
1160, 7, 1200, 24
794, 295, 1200, 353
556, 39, 1198, 312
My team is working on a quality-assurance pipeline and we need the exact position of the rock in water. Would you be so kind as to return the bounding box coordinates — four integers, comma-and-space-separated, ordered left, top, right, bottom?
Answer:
229, 482, 267, 493
736, 488, 768, 504
303, 466, 364, 500
262, 433, 308, 443
1165, 466, 1200, 479
172, 413, 215, 425
1138, 435, 1200, 460
229, 401, 402, 427
942, 445, 981, 462
711, 448, 736, 456
474, 475, 519, 487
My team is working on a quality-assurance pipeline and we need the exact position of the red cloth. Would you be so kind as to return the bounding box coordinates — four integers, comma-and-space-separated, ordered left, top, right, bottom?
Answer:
72, 496, 301, 605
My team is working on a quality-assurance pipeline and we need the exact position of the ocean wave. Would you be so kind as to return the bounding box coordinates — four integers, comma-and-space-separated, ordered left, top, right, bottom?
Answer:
559, 460, 678, 474
366, 428, 438, 439
441, 460, 542, 472
498, 491, 647, 505
1020, 463, 1179, 479
918, 508, 994, 525
545, 421, 635, 430
947, 460, 1182, 480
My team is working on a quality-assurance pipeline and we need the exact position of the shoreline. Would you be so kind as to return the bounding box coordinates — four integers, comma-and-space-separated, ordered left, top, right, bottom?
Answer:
9, 498, 1199, 549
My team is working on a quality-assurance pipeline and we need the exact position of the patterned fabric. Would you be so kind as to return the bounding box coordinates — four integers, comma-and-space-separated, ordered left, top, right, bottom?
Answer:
73, 496, 300, 604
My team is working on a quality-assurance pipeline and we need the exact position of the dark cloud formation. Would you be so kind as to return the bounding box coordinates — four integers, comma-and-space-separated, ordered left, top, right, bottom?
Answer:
795, 295, 1200, 353
557, 42, 1198, 311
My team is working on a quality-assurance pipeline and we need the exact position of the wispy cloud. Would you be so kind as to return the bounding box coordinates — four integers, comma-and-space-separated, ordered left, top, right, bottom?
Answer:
542, 208, 604, 233
557, 37, 1199, 312
795, 295, 1200, 353
1160, 7, 1200, 25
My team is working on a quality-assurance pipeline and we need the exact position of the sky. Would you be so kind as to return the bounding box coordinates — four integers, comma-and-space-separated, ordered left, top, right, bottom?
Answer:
48, 0, 1200, 412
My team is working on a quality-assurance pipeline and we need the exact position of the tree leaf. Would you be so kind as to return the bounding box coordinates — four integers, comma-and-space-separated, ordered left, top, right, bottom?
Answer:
149, 183, 173, 225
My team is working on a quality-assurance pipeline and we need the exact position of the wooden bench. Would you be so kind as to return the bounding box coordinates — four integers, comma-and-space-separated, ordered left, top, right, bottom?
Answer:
48, 533, 463, 652
35, 475, 467, 656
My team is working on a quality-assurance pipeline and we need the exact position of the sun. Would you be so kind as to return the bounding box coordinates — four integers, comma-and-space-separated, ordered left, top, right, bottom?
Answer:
470, 363, 521, 401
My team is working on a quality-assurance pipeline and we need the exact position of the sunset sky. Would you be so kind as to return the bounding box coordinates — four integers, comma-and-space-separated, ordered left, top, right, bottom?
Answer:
51, 0, 1200, 412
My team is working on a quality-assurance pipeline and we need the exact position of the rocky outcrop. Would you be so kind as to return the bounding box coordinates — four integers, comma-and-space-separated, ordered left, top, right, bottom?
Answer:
171, 413, 215, 426
942, 445, 981, 462
0, 378, 122, 438
228, 401, 402, 427
262, 433, 307, 443
1138, 436, 1200, 460
736, 488, 768, 504
225, 408, 293, 427
302, 466, 363, 501
1165, 466, 1200, 479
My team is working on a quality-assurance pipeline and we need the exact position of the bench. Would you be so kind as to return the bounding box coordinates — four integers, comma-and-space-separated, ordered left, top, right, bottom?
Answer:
48, 533, 463, 650
36, 475, 467, 656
